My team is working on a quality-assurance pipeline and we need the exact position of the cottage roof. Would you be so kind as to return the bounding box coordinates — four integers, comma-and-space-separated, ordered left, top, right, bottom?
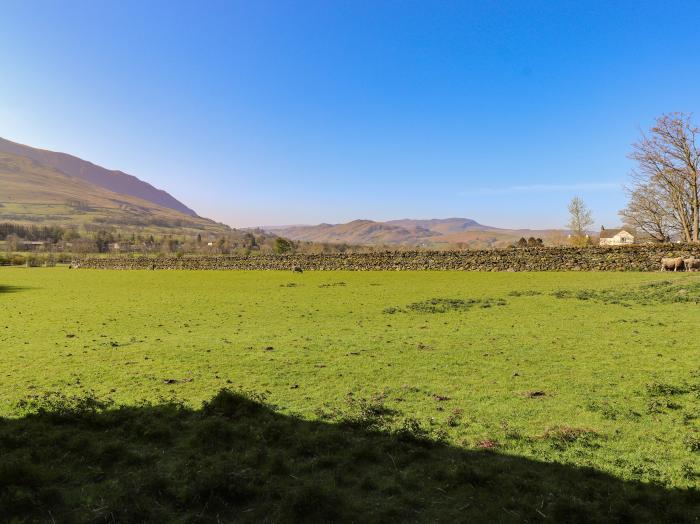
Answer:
599, 228, 630, 239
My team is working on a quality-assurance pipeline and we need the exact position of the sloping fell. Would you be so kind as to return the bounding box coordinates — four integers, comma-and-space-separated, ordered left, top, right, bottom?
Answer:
0, 152, 229, 234
0, 136, 196, 216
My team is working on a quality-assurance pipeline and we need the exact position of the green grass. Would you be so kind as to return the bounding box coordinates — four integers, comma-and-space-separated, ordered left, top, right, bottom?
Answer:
1, 268, 699, 521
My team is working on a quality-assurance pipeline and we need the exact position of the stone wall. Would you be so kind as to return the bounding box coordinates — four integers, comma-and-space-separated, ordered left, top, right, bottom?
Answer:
73, 246, 700, 271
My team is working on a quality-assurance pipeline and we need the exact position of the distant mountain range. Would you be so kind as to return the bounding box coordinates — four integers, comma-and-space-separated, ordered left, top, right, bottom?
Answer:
264, 218, 561, 248
0, 135, 565, 246
0, 137, 229, 235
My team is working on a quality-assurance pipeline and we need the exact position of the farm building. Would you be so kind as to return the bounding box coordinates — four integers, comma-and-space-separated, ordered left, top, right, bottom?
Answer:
17, 240, 47, 251
599, 227, 634, 246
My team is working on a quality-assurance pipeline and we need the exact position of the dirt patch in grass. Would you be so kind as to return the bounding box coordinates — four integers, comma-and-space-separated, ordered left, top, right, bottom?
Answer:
507, 290, 543, 297
319, 282, 347, 288
475, 438, 499, 449
162, 377, 194, 385
521, 390, 547, 399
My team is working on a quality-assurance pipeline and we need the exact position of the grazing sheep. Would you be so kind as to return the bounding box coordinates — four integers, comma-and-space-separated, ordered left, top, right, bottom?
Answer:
684, 257, 700, 272
661, 257, 685, 272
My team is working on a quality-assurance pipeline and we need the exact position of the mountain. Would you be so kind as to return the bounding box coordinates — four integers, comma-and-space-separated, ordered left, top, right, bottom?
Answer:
265, 219, 561, 248
384, 218, 495, 234
268, 219, 439, 245
0, 137, 197, 216
0, 150, 229, 235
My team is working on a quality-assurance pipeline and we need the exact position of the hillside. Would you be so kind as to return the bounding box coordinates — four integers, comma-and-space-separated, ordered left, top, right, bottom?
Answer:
384, 217, 493, 234
265, 218, 562, 247
0, 151, 229, 235
0, 137, 197, 216
268, 219, 439, 245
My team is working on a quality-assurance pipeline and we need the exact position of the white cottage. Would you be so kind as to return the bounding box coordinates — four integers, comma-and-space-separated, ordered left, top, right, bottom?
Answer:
599, 227, 635, 246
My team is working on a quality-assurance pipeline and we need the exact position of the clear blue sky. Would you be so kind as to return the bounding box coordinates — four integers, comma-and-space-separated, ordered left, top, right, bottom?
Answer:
1, 1, 699, 229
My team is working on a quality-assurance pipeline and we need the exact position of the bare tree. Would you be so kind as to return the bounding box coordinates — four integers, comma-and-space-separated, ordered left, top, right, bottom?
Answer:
5, 234, 20, 253
625, 113, 699, 242
618, 182, 673, 242
567, 196, 594, 237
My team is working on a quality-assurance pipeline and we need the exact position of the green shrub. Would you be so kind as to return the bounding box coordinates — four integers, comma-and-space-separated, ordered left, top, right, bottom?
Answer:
55, 253, 73, 264
274, 237, 294, 254
25, 255, 42, 267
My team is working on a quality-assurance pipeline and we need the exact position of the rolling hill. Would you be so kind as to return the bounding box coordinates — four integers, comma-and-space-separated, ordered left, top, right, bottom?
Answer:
0, 151, 230, 235
0, 137, 196, 216
265, 218, 563, 248
384, 217, 493, 234
265, 220, 438, 245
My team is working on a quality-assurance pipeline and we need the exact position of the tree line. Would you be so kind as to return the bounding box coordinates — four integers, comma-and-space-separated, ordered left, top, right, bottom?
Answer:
0, 222, 379, 255
0, 224, 276, 255
0, 223, 68, 242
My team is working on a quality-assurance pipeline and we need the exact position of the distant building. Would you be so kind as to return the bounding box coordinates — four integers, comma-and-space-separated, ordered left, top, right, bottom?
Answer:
599, 227, 635, 246
20, 240, 46, 251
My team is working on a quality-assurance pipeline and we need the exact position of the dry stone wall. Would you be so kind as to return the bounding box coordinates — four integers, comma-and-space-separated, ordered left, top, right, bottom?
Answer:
73, 246, 700, 272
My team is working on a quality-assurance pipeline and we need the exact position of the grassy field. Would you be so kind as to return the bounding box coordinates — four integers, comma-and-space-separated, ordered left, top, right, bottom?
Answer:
1, 268, 699, 522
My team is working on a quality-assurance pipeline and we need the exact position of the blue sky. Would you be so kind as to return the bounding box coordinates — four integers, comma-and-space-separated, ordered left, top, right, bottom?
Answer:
1, 1, 699, 229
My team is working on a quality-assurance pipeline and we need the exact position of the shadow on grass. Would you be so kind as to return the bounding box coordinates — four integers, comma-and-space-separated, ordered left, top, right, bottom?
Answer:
0, 390, 697, 523
0, 285, 28, 294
